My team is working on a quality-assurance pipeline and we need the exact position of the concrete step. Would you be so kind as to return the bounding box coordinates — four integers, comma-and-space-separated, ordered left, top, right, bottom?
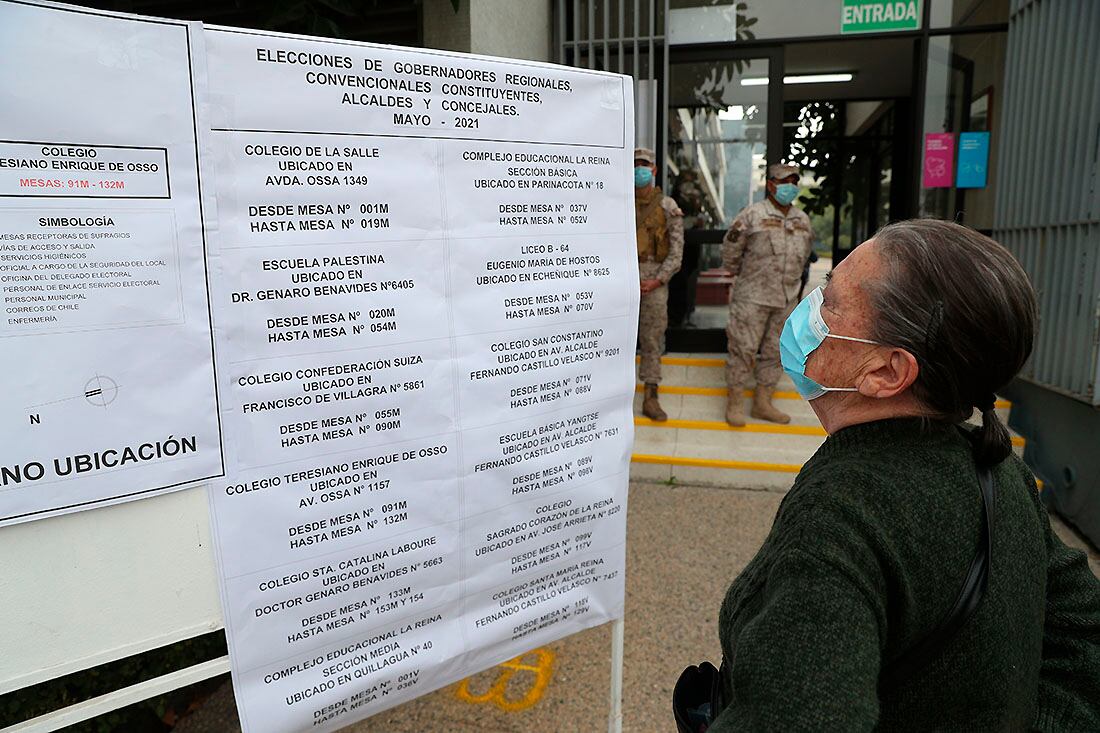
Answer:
634, 355, 1013, 416
631, 452, 798, 491
629, 357, 1021, 491
631, 429, 816, 491
633, 386, 1013, 427
631, 425, 1023, 490
632, 413, 1024, 452
635, 355, 741, 389
638, 391, 1020, 442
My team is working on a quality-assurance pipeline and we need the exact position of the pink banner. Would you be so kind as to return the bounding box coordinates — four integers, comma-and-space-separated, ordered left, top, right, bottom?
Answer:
923, 133, 955, 188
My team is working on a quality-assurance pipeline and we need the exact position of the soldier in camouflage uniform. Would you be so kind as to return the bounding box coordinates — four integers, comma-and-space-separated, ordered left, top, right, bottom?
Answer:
721, 162, 813, 426
634, 147, 684, 422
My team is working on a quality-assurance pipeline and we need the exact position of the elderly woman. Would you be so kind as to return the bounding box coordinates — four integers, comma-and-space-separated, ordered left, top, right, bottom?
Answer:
702, 220, 1100, 730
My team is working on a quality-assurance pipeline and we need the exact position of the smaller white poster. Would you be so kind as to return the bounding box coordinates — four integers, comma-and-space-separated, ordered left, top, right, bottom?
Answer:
0, 1, 222, 525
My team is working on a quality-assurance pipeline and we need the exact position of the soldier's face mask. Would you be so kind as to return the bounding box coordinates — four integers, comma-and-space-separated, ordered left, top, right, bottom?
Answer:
634, 166, 654, 188
780, 287, 881, 401
773, 182, 799, 206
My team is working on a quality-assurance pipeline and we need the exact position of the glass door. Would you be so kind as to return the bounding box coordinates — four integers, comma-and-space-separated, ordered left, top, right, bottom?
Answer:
664, 46, 783, 352
782, 99, 908, 265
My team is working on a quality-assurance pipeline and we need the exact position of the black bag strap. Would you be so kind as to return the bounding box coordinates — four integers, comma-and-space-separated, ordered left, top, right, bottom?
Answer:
879, 464, 995, 687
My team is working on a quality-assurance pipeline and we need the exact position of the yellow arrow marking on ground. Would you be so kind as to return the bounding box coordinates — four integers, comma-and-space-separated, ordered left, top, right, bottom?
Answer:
455, 648, 555, 712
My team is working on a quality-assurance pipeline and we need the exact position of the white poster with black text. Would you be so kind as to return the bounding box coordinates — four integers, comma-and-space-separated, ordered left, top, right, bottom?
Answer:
0, 1, 222, 526
203, 27, 637, 732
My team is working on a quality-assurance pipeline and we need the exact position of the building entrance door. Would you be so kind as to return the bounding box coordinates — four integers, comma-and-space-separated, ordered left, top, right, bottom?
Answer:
663, 35, 921, 352
783, 97, 915, 265
664, 46, 782, 353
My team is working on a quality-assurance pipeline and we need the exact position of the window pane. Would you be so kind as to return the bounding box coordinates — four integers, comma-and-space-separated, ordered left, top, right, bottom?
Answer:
665, 57, 771, 331
667, 58, 770, 232
930, 0, 1008, 28
919, 32, 1006, 228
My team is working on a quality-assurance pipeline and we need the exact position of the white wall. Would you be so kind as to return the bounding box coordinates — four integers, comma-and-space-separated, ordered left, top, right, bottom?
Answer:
471, 0, 551, 62
424, 0, 552, 63
0, 486, 222, 694
423, 0, 472, 54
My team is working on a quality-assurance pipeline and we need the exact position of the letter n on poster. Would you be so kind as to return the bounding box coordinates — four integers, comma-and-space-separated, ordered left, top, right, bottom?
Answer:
922, 133, 954, 188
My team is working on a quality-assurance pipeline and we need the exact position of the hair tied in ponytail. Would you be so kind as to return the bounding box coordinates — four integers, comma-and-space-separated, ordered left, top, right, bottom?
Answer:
974, 393, 1010, 468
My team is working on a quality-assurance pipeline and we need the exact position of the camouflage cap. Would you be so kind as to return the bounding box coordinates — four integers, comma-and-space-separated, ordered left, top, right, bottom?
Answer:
767, 162, 800, 181
634, 147, 656, 164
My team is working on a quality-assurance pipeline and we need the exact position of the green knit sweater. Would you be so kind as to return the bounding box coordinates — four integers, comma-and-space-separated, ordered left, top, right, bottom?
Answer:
711, 418, 1100, 732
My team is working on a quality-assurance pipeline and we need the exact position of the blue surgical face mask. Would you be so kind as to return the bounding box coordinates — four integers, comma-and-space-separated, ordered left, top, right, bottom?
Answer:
773, 182, 799, 206
634, 166, 654, 188
780, 287, 881, 401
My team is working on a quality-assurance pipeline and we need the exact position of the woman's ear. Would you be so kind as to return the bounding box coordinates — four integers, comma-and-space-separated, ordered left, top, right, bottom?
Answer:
857, 348, 920, 399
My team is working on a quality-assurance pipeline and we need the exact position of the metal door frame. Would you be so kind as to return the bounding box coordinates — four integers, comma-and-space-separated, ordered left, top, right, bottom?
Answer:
664, 43, 784, 352
667, 43, 785, 176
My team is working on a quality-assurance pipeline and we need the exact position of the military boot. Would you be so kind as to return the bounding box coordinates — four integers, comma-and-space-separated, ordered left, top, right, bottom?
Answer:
751, 386, 791, 424
725, 386, 746, 427
642, 383, 667, 422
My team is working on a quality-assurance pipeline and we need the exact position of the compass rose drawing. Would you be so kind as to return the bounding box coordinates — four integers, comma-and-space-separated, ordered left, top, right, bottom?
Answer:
24, 373, 123, 413
84, 375, 120, 408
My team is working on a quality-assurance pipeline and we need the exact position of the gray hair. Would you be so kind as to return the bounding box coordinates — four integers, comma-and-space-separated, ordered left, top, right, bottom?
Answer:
868, 220, 1037, 467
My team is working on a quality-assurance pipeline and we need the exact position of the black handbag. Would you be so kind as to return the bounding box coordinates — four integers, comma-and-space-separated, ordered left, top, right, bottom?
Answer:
672, 660, 726, 733
672, 464, 994, 731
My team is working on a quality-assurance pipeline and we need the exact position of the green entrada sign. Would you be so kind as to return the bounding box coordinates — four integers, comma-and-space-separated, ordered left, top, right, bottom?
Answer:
841, 0, 921, 33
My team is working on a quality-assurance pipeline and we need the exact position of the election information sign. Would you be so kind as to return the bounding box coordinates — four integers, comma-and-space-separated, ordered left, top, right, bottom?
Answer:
0, 1, 223, 526
201, 27, 637, 732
